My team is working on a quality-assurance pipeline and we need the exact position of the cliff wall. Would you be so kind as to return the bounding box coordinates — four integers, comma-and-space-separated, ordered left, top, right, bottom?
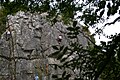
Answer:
0, 11, 88, 80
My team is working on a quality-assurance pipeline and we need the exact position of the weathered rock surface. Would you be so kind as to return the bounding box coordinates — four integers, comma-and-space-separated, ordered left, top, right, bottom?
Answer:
0, 11, 88, 80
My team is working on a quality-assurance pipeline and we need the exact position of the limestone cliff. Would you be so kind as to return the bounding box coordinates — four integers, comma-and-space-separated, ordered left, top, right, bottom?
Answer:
0, 11, 89, 80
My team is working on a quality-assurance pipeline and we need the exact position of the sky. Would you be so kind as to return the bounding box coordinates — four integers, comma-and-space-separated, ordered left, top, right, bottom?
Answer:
93, 22, 120, 45
89, 13, 120, 45
78, 0, 120, 45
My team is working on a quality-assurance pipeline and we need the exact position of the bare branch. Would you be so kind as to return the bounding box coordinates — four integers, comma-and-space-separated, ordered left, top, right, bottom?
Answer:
104, 16, 120, 27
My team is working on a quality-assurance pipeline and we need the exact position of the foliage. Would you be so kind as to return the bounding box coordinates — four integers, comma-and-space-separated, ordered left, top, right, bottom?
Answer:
0, 7, 7, 36
49, 24, 120, 80
0, 0, 120, 35
0, 0, 120, 80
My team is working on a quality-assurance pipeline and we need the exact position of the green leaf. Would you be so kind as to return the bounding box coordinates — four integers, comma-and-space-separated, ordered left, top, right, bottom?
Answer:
48, 51, 60, 58
100, 41, 106, 46
98, 1, 106, 9
100, 9, 105, 17
55, 64, 58, 70
60, 45, 64, 51
67, 27, 74, 31
73, 21, 77, 27
67, 32, 74, 35
57, 65, 62, 69
52, 46, 59, 50
56, 0, 61, 1
74, 31, 79, 35
68, 35, 77, 39
52, 74, 58, 78
62, 71, 66, 77
75, 26, 80, 30
107, 3, 111, 8
107, 9, 111, 16
117, 49, 120, 61
60, 57, 67, 62
63, 47, 68, 54
57, 47, 68, 60
64, 74, 71, 79
57, 52, 64, 60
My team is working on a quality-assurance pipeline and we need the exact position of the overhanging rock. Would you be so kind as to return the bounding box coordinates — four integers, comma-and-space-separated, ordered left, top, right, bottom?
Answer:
0, 11, 89, 80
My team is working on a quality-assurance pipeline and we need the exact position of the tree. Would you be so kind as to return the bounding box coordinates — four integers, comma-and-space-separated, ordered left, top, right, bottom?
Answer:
0, 0, 120, 80
1, 0, 120, 34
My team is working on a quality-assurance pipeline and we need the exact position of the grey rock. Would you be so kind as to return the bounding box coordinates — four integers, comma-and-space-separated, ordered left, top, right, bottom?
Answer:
0, 11, 89, 80
22, 38, 40, 51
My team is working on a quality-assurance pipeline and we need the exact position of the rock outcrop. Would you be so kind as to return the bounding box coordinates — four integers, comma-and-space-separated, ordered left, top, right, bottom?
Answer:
0, 11, 88, 80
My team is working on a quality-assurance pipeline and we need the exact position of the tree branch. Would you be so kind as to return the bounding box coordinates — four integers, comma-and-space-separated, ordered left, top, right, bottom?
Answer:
104, 16, 120, 27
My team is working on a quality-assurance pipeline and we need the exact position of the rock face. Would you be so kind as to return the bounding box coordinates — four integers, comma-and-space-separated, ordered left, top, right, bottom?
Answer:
0, 11, 88, 80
